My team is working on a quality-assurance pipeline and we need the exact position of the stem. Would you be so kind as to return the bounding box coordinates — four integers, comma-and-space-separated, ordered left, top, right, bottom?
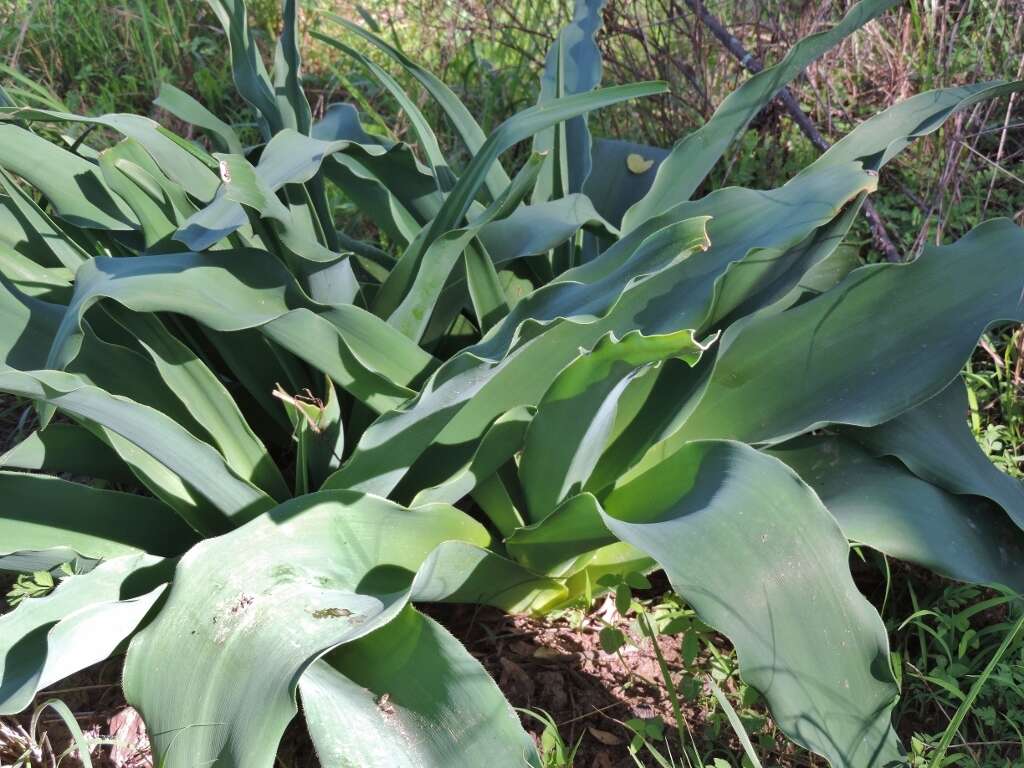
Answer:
638, 611, 698, 762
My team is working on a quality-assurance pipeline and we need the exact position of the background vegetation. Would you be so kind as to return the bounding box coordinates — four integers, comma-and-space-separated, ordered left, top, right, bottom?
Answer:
0, 0, 1022, 765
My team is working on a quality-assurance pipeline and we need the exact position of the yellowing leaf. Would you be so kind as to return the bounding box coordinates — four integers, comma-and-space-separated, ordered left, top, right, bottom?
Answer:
626, 153, 654, 174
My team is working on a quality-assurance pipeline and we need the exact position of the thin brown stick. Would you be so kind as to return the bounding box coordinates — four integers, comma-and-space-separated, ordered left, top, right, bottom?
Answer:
684, 0, 904, 262
9, 0, 40, 69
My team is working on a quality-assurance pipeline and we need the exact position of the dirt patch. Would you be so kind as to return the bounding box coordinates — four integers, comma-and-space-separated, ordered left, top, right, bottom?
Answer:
1, 592, 781, 768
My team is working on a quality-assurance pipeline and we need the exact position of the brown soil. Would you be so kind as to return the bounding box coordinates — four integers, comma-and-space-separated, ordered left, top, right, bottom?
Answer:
0, 587, 821, 768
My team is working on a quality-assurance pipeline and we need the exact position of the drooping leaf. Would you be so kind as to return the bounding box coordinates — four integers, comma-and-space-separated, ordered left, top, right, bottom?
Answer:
0, 169, 89, 270
0, 108, 221, 201
121, 311, 290, 500
602, 441, 903, 767
0, 554, 170, 715
123, 491, 491, 768
770, 436, 1024, 592
329, 216, 713, 500
301, 606, 541, 768
847, 378, 1024, 530
0, 367, 272, 532
646, 219, 1024, 454
0, 471, 197, 563
47, 251, 435, 414
335, 161, 875, 499
0, 423, 135, 485
808, 81, 1024, 173
0, 124, 136, 230
506, 492, 613, 577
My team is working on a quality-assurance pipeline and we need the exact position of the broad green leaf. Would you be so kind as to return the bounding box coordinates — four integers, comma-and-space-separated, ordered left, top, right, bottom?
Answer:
0, 470, 197, 562
312, 102, 383, 146
0, 367, 272, 531
506, 492, 612, 577
849, 378, 1024, 530
520, 329, 703, 521
213, 152, 345, 263
583, 138, 668, 227
478, 193, 618, 267
0, 124, 136, 230
123, 491, 490, 768
697, 193, 867, 334
770, 436, 1024, 593
647, 219, 1024, 455
153, 82, 243, 154
98, 141, 185, 249
330, 216, 713, 499
205, 0, 283, 136
0, 554, 170, 714
410, 539, 566, 614
0, 170, 89, 270
585, 356, 708, 494
177, 129, 402, 251
313, 109, 442, 245
602, 441, 903, 767
123, 311, 289, 500
0, 250, 71, 302
335, 163, 872, 499
383, 152, 545, 339
511, 162, 872, 342
48, 251, 434, 413
532, 0, 607, 201
585, 221, 865, 493
52, 322, 279, 517
0, 423, 135, 484
0, 108, 220, 201
301, 606, 541, 768
623, 0, 900, 230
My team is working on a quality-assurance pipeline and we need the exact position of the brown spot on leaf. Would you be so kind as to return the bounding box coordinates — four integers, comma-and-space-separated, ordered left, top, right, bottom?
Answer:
311, 607, 353, 619
376, 693, 396, 718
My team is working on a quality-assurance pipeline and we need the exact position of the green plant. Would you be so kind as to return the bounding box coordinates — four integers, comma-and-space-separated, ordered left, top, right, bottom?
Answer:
882, 578, 1024, 768
0, 697, 101, 767
5, 562, 74, 607
0, 0, 1022, 766
519, 708, 584, 768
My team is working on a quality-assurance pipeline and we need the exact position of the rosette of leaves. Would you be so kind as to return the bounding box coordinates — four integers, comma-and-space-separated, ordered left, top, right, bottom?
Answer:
0, 1, 1022, 766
